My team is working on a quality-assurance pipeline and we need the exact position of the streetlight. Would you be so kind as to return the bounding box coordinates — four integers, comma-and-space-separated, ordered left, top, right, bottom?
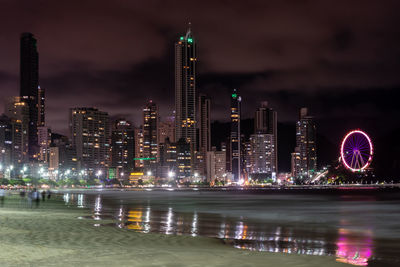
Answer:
96, 170, 102, 181
147, 171, 152, 176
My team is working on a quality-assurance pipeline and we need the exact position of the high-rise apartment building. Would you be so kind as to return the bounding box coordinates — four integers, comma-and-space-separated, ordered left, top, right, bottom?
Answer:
249, 102, 278, 178
134, 127, 144, 169
175, 25, 197, 157
0, 115, 12, 167
197, 94, 211, 177
69, 108, 110, 173
293, 108, 317, 180
20, 33, 39, 159
38, 86, 45, 127
249, 134, 277, 179
206, 149, 226, 183
142, 101, 158, 167
5, 97, 30, 165
176, 138, 191, 180
37, 126, 51, 162
111, 119, 135, 176
230, 89, 241, 182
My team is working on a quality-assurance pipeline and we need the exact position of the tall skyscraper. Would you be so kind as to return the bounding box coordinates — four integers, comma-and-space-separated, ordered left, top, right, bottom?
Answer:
294, 108, 317, 180
69, 108, 110, 173
111, 119, 135, 176
197, 94, 211, 177
38, 86, 45, 127
142, 101, 158, 167
175, 25, 197, 157
20, 33, 39, 159
134, 127, 144, 169
251, 101, 278, 177
230, 89, 241, 182
198, 94, 211, 152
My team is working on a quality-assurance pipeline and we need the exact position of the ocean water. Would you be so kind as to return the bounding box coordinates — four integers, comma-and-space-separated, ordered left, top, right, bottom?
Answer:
61, 189, 400, 267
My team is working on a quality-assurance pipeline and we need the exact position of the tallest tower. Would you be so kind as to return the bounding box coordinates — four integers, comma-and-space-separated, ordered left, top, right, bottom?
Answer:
20, 32, 39, 159
175, 24, 197, 155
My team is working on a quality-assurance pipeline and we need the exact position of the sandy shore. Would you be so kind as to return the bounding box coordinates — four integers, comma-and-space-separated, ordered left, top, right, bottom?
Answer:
0, 195, 349, 267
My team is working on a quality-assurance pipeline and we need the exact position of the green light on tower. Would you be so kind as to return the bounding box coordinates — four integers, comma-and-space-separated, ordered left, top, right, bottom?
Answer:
232, 93, 237, 98
188, 38, 193, 43
180, 36, 184, 41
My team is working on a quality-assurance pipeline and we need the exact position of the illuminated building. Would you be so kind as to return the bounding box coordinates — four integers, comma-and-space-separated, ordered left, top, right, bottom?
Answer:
230, 89, 241, 182
175, 24, 197, 161
50, 133, 78, 173
197, 94, 211, 178
206, 149, 226, 183
111, 119, 135, 178
37, 126, 51, 162
291, 148, 301, 178
248, 102, 278, 179
69, 108, 110, 173
5, 97, 29, 165
134, 128, 144, 168
49, 146, 59, 171
142, 101, 158, 167
20, 33, 39, 159
0, 115, 12, 167
158, 137, 177, 178
294, 108, 317, 180
176, 138, 191, 180
249, 134, 277, 179
38, 86, 45, 127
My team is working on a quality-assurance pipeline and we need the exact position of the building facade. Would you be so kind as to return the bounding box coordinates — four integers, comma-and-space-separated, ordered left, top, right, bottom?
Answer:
20, 33, 39, 159
293, 108, 317, 180
5, 97, 30, 166
230, 89, 241, 182
111, 119, 135, 177
142, 101, 158, 167
175, 25, 197, 160
197, 94, 211, 178
158, 118, 175, 144
249, 134, 277, 180
38, 86, 45, 127
69, 108, 110, 173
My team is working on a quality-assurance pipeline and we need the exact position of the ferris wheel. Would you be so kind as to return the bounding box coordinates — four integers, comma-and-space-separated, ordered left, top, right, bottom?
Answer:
340, 130, 373, 172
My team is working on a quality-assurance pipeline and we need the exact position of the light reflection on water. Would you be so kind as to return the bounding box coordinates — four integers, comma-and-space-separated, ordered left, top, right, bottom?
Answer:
65, 193, 378, 266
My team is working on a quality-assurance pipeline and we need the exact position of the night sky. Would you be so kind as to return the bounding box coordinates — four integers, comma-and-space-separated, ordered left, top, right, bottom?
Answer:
0, 1, 399, 173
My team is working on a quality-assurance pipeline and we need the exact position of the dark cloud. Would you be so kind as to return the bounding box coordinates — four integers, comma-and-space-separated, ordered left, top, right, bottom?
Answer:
0, 0, 399, 142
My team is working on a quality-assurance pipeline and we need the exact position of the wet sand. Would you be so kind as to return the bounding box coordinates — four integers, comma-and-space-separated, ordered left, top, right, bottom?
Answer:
0, 195, 349, 267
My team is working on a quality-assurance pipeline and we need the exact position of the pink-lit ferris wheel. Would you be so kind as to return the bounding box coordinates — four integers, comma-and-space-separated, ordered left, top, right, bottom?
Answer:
340, 130, 373, 172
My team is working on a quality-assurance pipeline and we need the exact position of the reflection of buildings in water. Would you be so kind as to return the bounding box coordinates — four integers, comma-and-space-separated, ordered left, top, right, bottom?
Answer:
77, 194, 84, 208
335, 228, 373, 266
63, 193, 70, 204
118, 206, 124, 221
191, 212, 198, 237
94, 195, 102, 216
165, 207, 173, 235
218, 221, 227, 239
143, 207, 151, 233
234, 221, 248, 240
127, 210, 143, 230
232, 225, 328, 257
